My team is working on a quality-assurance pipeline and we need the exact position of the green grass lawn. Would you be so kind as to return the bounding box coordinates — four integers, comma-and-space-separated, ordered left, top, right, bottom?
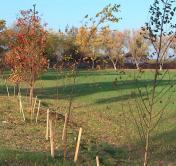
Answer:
0, 69, 176, 165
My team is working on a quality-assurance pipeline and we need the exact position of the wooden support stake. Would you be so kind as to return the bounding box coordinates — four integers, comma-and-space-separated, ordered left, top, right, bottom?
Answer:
96, 156, 100, 166
62, 113, 68, 141
45, 109, 50, 140
35, 100, 41, 123
49, 119, 55, 158
18, 94, 22, 113
62, 113, 68, 160
31, 96, 37, 121
19, 95, 25, 122
74, 127, 82, 163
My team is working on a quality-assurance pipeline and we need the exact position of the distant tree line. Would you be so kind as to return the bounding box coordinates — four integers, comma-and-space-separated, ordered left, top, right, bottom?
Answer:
1, 11, 176, 71
44, 26, 176, 70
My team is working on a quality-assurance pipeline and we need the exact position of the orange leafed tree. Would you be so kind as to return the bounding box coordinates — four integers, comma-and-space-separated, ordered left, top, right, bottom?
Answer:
5, 5, 48, 107
76, 3, 121, 69
76, 26, 101, 69
76, 26, 90, 55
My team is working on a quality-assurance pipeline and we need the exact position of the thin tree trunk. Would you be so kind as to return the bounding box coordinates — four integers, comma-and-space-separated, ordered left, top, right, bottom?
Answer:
29, 84, 34, 112
112, 61, 117, 70
92, 59, 95, 69
115, 57, 119, 69
134, 59, 140, 70
159, 63, 163, 71
110, 58, 117, 71
92, 47, 95, 69
159, 54, 166, 71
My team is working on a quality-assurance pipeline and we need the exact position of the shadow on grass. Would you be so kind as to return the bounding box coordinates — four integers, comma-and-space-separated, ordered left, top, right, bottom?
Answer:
129, 127, 176, 165
149, 128, 176, 162
95, 92, 147, 104
0, 148, 75, 166
0, 79, 173, 102
79, 141, 131, 166
1, 123, 176, 165
0, 144, 131, 166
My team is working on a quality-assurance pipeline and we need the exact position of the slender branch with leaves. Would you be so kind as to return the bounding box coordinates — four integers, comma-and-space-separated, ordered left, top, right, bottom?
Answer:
129, 0, 176, 165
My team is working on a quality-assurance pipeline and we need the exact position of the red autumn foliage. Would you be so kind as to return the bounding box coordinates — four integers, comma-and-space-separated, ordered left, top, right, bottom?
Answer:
5, 7, 48, 105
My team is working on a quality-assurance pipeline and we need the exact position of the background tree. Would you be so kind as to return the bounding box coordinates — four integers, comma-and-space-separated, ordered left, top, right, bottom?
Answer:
158, 34, 176, 70
76, 26, 100, 68
170, 37, 176, 60
62, 26, 81, 64
5, 5, 48, 108
76, 3, 121, 69
128, 30, 149, 69
88, 26, 101, 69
76, 26, 90, 57
45, 31, 64, 66
46, 26, 81, 68
100, 27, 125, 70
142, 0, 176, 71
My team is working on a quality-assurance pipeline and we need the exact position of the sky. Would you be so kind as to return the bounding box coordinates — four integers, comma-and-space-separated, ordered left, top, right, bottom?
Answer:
0, 0, 153, 31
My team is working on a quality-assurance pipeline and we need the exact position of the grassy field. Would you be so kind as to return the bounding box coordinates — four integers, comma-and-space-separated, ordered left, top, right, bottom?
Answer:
0, 69, 176, 165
